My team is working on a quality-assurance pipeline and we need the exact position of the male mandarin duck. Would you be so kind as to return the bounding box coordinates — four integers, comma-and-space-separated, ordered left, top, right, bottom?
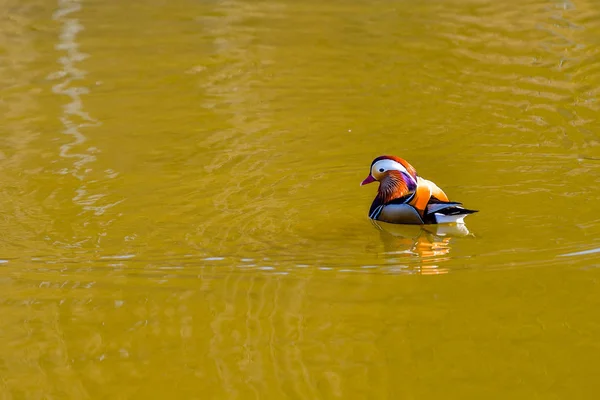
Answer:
361, 155, 477, 225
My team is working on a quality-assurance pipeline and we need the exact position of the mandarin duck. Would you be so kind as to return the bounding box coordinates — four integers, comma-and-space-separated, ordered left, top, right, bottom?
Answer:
361, 155, 477, 224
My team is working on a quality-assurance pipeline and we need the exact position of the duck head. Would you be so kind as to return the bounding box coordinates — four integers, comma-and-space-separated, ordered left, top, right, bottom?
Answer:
361, 155, 418, 202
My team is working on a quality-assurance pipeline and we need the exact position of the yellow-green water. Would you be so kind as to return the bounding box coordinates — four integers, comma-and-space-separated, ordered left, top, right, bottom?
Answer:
1, 0, 600, 398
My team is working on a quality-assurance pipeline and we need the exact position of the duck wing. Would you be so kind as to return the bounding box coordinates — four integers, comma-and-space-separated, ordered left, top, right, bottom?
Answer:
409, 177, 449, 215
424, 200, 478, 224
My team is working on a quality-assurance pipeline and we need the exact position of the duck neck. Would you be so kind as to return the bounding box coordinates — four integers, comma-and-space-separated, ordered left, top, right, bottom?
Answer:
377, 171, 416, 204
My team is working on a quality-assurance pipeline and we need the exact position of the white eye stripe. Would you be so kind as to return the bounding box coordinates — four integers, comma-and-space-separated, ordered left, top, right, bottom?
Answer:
371, 160, 409, 176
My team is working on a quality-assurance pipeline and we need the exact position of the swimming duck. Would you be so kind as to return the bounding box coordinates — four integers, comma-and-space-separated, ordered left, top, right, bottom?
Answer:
361, 155, 477, 224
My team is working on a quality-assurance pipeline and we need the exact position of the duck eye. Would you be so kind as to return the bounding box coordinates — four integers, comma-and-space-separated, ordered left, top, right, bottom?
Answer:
378, 168, 384, 172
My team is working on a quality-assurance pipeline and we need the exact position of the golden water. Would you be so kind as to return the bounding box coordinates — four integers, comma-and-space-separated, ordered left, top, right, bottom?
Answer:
1, 0, 599, 398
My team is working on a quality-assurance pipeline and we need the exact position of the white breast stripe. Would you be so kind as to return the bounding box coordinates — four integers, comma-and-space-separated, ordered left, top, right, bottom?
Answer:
369, 205, 384, 220
403, 192, 416, 204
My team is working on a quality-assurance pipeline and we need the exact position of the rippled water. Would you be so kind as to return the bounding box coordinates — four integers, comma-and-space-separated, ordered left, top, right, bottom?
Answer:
1, 0, 599, 398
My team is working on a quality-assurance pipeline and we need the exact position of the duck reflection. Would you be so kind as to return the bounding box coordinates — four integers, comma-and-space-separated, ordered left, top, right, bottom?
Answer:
371, 220, 470, 275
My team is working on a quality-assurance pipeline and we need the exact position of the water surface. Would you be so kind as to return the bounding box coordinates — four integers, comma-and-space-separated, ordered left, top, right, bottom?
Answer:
0, 0, 599, 398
